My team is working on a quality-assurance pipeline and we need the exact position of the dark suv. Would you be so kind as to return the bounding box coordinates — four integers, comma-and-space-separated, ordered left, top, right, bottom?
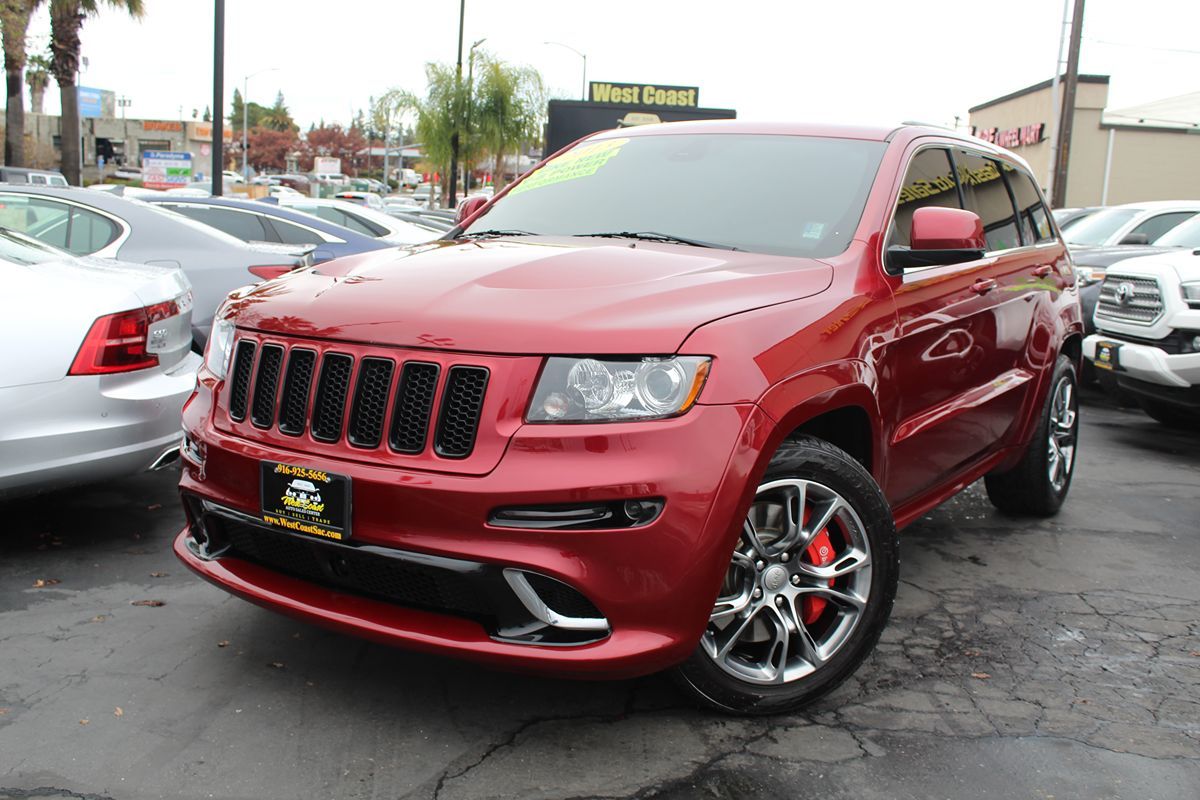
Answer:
177, 121, 1082, 713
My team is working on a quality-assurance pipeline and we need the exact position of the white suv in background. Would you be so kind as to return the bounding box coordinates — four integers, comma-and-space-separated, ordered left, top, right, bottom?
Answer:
1064, 200, 1200, 248
1084, 250, 1200, 427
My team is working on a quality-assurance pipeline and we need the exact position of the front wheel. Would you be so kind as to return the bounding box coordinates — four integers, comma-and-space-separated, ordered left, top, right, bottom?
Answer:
672, 436, 899, 714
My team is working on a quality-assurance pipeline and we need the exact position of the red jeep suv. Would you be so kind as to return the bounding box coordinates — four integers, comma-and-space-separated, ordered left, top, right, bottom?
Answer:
177, 122, 1082, 713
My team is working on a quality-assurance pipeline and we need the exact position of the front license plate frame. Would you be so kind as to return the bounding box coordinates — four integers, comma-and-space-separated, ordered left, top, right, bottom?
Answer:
1093, 340, 1122, 372
260, 461, 351, 541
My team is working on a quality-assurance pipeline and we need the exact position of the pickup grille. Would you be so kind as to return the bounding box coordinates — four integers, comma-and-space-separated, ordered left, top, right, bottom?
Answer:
229, 340, 489, 459
1096, 275, 1164, 325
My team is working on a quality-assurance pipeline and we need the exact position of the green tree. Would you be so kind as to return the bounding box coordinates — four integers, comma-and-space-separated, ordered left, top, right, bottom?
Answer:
50, 0, 145, 184
412, 61, 467, 199
259, 91, 297, 133
473, 55, 546, 190
1, 0, 42, 166
229, 87, 269, 133
25, 51, 49, 113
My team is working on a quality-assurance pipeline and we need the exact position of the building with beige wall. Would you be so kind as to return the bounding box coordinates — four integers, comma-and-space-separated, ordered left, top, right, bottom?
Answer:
969, 75, 1200, 208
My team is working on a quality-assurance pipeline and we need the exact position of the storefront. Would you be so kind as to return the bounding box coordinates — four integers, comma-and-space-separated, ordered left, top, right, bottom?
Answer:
968, 75, 1200, 207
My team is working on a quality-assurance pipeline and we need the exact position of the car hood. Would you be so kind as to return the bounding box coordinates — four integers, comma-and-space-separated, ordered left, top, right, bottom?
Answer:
229, 237, 834, 354
1068, 245, 1179, 268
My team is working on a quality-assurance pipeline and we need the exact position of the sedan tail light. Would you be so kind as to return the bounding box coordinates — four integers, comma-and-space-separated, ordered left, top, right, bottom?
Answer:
69, 307, 159, 375
248, 265, 294, 281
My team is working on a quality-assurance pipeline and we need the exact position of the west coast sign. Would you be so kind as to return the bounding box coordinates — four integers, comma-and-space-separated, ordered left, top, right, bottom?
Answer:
588, 81, 699, 108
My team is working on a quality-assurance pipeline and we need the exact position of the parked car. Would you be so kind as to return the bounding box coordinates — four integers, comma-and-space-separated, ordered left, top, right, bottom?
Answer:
398, 168, 421, 189
269, 184, 302, 197
112, 165, 142, 181
147, 196, 393, 262
384, 195, 421, 210
1084, 249, 1200, 428
0, 227, 198, 498
0, 185, 311, 348
1063, 201, 1200, 248
314, 172, 348, 184
0, 166, 69, 187
1072, 213, 1200, 334
268, 196, 440, 243
176, 121, 1082, 714
223, 170, 246, 184
333, 191, 386, 211
1051, 206, 1102, 232
412, 183, 441, 205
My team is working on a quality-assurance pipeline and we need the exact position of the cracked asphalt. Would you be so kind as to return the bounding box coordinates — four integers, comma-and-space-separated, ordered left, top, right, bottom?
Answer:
2, 387, 1197, 800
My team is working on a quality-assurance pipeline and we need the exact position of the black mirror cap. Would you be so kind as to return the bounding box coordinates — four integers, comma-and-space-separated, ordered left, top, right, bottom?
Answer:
886, 245, 986, 272
1119, 233, 1150, 245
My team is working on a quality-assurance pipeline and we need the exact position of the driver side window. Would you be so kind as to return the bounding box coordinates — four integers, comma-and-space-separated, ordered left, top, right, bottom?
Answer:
888, 148, 959, 249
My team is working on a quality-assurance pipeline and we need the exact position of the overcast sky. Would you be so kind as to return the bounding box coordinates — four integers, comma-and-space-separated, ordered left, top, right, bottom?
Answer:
24, 0, 1200, 132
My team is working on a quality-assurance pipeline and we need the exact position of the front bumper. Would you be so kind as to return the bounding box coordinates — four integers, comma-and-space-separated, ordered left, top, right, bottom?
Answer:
1083, 334, 1200, 388
177, 400, 770, 679
0, 352, 200, 497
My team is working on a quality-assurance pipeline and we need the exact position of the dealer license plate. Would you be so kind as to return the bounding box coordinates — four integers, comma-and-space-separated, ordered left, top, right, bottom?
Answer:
1093, 340, 1122, 372
260, 461, 351, 541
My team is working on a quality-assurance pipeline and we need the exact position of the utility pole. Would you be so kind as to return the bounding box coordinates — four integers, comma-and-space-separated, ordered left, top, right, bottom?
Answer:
212, 0, 225, 196
1051, 0, 1085, 209
1045, 0, 1071, 197
447, 0, 465, 209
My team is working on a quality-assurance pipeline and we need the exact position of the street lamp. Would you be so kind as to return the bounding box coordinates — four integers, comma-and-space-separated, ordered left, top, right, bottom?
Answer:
242, 67, 279, 180
544, 41, 587, 101
464, 38, 486, 193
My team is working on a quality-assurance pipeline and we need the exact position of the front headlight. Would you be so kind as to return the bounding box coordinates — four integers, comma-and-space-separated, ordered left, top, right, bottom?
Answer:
527, 356, 711, 422
1074, 265, 1105, 286
203, 313, 237, 379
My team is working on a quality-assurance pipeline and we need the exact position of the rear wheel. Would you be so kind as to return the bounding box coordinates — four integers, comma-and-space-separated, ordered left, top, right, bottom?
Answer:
672, 436, 898, 714
985, 355, 1079, 516
1137, 398, 1198, 430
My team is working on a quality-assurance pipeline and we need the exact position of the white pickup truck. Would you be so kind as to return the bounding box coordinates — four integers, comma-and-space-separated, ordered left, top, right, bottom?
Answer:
1083, 249, 1200, 427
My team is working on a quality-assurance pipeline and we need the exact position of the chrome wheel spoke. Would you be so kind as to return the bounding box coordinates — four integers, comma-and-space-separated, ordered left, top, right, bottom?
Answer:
794, 583, 867, 612
1046, 375, 1079, 491
793, 547, 870, 581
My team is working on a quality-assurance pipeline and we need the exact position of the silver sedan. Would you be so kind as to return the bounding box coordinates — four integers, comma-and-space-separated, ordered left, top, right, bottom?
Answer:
0, 229, 199, 499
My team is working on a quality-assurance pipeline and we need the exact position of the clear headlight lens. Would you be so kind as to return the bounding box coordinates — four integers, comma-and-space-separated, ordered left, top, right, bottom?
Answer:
204, 313, 237, 380
1181, 281, 1200, 307
527, 356, 711, 422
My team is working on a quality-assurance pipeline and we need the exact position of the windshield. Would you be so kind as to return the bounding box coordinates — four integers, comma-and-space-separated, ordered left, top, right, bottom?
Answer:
463, 133, 886, 258
1152, 215, 1200, 247
0, 226, 68, 265
1063, 208, 1140, 246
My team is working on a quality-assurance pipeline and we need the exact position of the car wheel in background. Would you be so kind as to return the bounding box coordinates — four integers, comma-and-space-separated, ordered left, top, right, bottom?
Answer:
985, 355, 1079, 516
673, 436, 899, 714
1137, 398, 1198, 430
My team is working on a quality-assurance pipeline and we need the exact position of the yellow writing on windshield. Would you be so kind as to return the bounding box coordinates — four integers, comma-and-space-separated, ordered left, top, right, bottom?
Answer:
509, 138, 628, 196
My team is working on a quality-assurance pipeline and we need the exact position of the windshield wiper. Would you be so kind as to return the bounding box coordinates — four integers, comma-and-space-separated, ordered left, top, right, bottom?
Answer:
574, 231, 738, 251
460, 229, 539, 239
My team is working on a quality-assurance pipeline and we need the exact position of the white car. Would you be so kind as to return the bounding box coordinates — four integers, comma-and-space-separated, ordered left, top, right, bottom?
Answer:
0, 229, 200, 498
270, 197, 438, 244
1083, 250, 1200, 428
1064, 200, 1200, 248
223, 170, 246, 185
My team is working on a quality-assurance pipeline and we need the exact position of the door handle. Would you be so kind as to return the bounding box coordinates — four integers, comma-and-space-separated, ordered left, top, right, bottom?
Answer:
1032, 265, 1054, 278
970, 278, 997, 294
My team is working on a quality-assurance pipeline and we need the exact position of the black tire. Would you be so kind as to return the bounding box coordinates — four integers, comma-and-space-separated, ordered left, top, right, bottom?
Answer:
672, 436, 899, 715
985, 355, 1079, 516
1137, 399, 1198, 430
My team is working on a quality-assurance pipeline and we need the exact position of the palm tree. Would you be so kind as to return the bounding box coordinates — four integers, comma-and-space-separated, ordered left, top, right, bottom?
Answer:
25, 52, 49, 112
474, 57, 545, 191
1, 0, 42, 166
49, 0, 143, 184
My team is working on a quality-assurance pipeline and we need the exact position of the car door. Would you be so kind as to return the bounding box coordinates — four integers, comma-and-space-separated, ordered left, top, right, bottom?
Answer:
876, 145, 1035, 504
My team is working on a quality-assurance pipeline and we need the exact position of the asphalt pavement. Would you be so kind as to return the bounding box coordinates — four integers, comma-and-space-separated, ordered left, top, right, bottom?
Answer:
2, 388, 1198, 800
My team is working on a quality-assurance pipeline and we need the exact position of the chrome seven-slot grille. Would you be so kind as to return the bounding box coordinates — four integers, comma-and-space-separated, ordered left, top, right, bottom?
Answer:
1096, 275, 1164, 325
227, 338, 489, 459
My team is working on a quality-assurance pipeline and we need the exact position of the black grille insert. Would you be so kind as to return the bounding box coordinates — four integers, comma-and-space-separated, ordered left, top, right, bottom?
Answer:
311, 353, 354, 442
277, 349, 316, 435
348, 357, 395, 448
435, 366, 489, 458
228, 340, 257, 422
250, 344, 284, 428
390, 362, 440, 454
218, 518, 492, 621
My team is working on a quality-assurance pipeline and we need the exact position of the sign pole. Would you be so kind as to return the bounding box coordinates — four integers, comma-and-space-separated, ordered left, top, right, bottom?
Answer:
212, 0, 225, 196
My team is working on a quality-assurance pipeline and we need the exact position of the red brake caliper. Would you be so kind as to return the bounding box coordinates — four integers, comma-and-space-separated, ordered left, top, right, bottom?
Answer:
801, 508, 836, 625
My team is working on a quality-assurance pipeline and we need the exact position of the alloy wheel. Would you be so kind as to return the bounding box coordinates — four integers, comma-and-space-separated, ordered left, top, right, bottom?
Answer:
701, 478, 873, 685
1047, 375, 1078, 492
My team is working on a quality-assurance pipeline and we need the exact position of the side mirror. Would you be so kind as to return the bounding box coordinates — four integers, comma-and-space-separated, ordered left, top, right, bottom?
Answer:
1119, 233, 1149, 245
456, 195, 488, 225
888, 206, 986, 271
